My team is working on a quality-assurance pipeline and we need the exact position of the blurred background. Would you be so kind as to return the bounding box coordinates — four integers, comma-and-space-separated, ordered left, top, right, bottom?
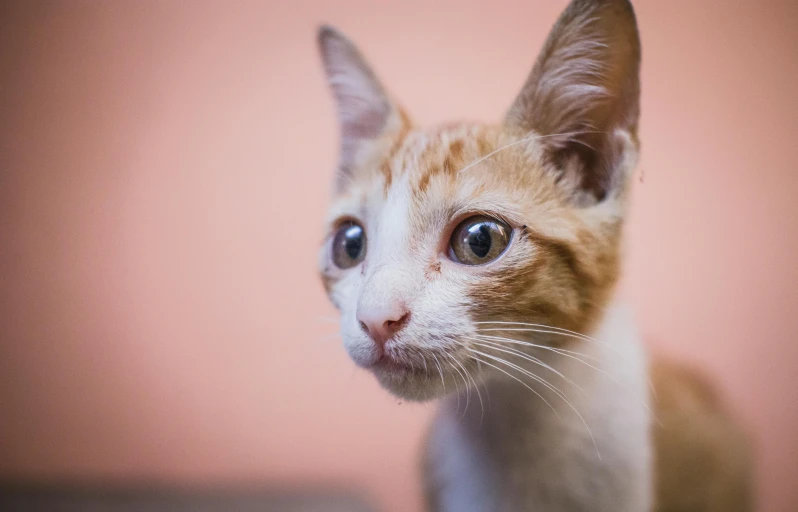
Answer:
1, 1, 797, 511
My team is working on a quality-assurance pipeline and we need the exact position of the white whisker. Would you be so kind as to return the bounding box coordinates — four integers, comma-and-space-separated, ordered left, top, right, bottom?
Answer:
444, 355, 462, 412
476, 321, 657, 398
473, 333, 652, 415
431, 353, 446, 393
451, 351, 485, 423
468, 338, 586, 397
468, 347, 601, 459
457, 130, 605, 175
475, 321, 633, 365
444, 352, 471, 418
466, 352, 561, 420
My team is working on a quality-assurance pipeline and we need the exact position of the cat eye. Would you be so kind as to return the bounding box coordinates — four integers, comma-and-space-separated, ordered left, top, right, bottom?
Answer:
331, 220, 367, 269
448, 215, 512, 265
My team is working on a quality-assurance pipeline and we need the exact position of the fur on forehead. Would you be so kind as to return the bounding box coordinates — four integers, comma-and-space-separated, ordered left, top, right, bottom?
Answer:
325, 121, 632, 243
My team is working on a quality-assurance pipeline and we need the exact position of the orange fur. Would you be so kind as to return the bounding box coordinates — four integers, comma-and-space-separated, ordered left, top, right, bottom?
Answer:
651, 359, 754, 512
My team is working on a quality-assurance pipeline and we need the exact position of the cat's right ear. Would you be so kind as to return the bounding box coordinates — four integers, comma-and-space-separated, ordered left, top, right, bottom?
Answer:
317, 26, 405, 186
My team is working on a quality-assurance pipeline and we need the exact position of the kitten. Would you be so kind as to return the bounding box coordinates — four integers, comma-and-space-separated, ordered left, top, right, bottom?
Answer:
317, 1, 752, 511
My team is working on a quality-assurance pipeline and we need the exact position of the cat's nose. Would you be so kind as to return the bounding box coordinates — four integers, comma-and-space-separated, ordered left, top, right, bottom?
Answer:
357, 303, 410, 347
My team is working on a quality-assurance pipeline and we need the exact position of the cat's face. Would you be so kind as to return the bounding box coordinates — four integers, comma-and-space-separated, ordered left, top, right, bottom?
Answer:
318, 0, 641, 401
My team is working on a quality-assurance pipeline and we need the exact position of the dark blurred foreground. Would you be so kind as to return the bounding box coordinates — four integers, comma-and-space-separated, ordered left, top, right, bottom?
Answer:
0, 485, 375, 512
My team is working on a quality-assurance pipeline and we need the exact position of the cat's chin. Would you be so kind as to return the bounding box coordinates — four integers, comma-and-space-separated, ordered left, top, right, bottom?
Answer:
371, 362, 446, 402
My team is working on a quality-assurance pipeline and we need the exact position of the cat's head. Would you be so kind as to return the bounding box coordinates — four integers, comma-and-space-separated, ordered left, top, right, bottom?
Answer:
318, 0, 640, 401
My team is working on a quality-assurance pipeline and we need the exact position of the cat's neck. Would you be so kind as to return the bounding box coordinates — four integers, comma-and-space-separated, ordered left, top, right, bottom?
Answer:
436, 302, 643, 447
428, 299, 652, 511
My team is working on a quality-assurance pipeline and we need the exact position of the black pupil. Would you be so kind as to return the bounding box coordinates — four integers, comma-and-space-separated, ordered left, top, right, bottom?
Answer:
467, 224, 492, 258
343, 225, 363, 260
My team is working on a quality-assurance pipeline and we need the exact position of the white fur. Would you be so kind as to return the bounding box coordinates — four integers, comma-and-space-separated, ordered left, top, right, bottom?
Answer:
425, 299, 652, 512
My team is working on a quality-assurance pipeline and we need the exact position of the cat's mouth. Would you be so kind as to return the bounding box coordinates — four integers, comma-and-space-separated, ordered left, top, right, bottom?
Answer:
370, 354, 443, 401
365, 346, 468, 402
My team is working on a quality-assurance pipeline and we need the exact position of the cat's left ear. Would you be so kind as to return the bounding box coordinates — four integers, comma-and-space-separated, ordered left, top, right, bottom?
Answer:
505, 0, 641, 203
318, 26, 406, 187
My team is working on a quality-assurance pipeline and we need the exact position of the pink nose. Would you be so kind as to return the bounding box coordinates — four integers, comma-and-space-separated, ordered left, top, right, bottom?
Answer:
357, 303, 410, 347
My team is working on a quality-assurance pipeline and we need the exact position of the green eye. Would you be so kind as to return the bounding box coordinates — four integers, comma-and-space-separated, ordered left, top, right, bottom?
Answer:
449, 215, 511, 265
331, 221, 366, 269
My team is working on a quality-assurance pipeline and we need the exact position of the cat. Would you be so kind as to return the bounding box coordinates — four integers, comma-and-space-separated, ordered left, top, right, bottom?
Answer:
316, 0, 752, 511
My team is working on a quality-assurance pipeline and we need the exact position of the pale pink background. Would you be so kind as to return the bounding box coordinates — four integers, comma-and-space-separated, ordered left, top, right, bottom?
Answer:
1, 1, 796, 511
